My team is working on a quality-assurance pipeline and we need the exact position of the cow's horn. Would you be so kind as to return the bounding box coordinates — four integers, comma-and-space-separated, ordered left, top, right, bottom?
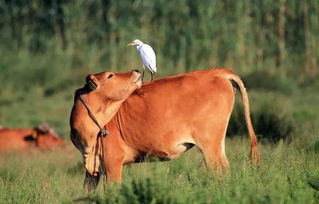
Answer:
37, 122, 51, 133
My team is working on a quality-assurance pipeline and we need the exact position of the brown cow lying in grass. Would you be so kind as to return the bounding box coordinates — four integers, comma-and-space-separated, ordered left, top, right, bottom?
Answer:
70, 68, 259, 191
0, 123, 65, 153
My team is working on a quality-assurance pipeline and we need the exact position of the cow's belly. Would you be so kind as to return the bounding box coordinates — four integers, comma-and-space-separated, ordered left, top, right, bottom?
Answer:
157, 140, 195, 160
136, 131, 196, 160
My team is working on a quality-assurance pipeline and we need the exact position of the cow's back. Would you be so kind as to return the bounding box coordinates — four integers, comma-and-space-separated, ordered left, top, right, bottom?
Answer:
0, 129, 34, 152
113, 68, 235, 158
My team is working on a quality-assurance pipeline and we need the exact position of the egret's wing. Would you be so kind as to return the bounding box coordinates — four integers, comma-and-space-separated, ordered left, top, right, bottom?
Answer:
139, 44, 157, 73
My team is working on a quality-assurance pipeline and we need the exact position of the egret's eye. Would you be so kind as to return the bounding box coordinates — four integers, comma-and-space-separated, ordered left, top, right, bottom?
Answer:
107, 74, 114, 79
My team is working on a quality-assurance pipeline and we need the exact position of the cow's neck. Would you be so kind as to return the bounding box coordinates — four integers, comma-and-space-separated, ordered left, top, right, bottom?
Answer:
81, 94, 124, 128
115, 92, 144, 129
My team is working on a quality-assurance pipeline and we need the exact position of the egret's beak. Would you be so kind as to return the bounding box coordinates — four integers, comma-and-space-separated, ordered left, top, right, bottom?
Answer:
127, 42, 134, 47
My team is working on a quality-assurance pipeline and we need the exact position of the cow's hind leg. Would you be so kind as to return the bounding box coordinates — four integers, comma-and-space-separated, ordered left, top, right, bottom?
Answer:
83, 170, 100, 192
194, 122, 230, 172
197, 137, 229, 172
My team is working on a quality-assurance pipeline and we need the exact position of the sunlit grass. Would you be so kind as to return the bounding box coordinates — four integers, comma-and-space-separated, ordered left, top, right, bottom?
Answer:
0, 56, 318, 202
0, 137, 318, 203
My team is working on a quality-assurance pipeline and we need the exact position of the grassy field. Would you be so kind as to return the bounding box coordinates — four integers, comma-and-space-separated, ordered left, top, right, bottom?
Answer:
0, 135, 318, 203
0, 86, 318, 203
0, 49, 318, 204
1, 1, 319, 203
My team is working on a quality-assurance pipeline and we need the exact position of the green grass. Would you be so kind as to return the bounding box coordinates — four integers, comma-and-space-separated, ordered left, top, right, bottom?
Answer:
0, 54, 318, 203
0, 138, 318, 203
1, 1, 318, 202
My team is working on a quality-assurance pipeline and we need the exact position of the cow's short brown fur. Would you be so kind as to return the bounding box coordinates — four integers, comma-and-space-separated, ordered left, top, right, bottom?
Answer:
70, 70, 142, 177
70, 68, 259, 191
0, 123, 65, 153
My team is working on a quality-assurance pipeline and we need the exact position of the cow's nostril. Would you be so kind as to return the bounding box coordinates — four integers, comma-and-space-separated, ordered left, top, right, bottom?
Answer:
133, 69, 140, 73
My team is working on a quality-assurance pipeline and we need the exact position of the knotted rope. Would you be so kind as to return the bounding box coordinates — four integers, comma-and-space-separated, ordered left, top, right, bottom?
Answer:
79, 94, 108, 176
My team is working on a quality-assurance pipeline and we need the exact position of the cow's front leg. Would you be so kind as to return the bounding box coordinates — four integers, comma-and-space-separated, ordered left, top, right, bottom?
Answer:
105, 158, 124, 183
104, 143, 126, 183
102, 124, 135, 183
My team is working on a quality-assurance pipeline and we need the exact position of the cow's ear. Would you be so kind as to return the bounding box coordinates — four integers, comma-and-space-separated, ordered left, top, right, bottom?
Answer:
86, 74, 99, 91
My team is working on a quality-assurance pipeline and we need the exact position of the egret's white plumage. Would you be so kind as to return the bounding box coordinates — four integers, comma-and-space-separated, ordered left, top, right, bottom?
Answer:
128, 39, 157, 81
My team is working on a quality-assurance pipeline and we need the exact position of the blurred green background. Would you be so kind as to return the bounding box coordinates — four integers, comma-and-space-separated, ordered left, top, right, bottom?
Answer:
0, 1, 318, 203
0, 0, 318, 139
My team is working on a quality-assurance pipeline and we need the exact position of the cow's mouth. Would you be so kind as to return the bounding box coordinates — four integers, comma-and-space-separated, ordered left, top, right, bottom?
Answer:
86, 78, 98, 91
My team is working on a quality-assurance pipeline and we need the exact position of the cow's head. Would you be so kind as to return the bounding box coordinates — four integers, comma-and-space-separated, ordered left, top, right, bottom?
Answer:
33, 123, 65, 150
85, 69, 142, 101
71, 69, 141, 177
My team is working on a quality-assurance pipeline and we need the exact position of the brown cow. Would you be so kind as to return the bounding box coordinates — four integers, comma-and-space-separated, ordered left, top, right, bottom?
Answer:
70, 70, 142, 177
70, 68, 259, 191
0, 123, 65, 153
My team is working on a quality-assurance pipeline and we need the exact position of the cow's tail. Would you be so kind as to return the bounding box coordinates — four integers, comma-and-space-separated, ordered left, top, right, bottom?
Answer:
226, 72, 260, 164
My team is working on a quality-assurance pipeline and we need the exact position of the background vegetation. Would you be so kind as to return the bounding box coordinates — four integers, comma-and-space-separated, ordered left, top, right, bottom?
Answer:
0, 0, 318, 203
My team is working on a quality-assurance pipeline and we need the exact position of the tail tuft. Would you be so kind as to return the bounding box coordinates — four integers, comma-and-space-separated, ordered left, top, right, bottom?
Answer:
226, 71, 260, 164
250, 142, 260, 164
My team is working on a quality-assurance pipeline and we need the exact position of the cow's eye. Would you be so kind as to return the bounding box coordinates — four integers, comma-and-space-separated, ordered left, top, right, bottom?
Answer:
107, 74, 114, 79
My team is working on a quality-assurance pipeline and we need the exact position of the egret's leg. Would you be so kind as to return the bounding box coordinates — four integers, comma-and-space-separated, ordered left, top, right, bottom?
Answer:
142, 67, 145, 83
150, 72, 154, 81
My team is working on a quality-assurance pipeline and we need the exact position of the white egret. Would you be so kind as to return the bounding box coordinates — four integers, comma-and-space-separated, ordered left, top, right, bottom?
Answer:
127, 39, 157, 81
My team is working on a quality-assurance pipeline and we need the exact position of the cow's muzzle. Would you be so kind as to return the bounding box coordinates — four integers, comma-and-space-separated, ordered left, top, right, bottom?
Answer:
85, 76, 98, 91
